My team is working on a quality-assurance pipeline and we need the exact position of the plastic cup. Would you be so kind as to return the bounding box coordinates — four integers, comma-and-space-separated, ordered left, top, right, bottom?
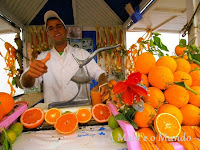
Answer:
90, 86, 102, 106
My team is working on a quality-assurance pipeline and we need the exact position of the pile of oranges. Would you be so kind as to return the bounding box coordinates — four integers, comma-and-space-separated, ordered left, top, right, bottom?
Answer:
130, 44, 200, 149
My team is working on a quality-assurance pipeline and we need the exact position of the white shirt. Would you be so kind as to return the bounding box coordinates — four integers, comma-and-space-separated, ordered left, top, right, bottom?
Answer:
20, 45, 105, 103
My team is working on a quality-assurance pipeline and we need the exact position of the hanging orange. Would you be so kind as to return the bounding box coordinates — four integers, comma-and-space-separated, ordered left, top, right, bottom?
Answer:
0, 92, 14, 116
20, 107, 45, 129
76, 108, 92, 124
154, 113, 181, 139
54, 113, 78, 135
92, 103, 112, 123
45, 108, 62, 125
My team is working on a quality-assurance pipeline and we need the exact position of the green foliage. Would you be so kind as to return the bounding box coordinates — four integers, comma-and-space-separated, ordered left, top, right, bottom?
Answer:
115, 106, 138, 129
179, 39, 187, 47
142, 32, 169, 58
174, 81, 197, 95
0, 128, 12, 150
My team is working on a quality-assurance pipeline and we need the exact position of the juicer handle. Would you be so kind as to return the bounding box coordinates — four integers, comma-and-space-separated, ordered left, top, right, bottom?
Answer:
78, 44, 120, 68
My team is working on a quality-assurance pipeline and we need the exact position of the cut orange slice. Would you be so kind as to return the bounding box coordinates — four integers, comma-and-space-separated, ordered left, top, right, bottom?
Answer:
76, 108, 92, 123
54, 113, 78, 135
45, 108, 62, 125
154, 113, 181, 139
92, 103, 112, 123
20, 107, 45, 129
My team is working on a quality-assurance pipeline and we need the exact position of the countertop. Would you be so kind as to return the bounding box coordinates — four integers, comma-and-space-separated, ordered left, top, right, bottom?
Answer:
14, 92, 44, 108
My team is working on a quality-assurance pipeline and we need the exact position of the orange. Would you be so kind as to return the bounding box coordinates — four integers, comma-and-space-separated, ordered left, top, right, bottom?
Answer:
54, 113, 78, 135
181, 126, 197, 138
20, 107, 45, 129
143, 87, 165, 109
189, 70, 200, 86
133, 103, 157, 128
45, 108, 62, 125
190, 63, 200, 71
156, 56, 177, 72
175, 58, 191, 73
136, 128, 156, 144
0, 105, 3, 121
135, 52, 156, 74
188, 86, 200, 107
173, 71, 192, 87
182, 55, 188, 60
76, 108, 92, 123
0, 92, 14, 116
180, 104, 200, 126
157, 104, 183, 124
175, 45, 187, 56
148, 66, 174, 90
92, 103, 112, 123
109, 79, 118, 86
154, 113, 181, 139
164, 84, 189, 108
141, 74, 149, 87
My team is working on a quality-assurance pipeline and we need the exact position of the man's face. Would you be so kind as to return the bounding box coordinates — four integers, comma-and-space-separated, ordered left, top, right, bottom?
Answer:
46, 19, 67, 45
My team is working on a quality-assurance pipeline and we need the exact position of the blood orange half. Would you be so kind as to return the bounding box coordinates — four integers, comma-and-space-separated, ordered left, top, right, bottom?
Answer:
54, 113, 78, 135
76, 108, 92, 123
92, 103, 112, 123
45, 108, 62, 125
20, 107, 45, 129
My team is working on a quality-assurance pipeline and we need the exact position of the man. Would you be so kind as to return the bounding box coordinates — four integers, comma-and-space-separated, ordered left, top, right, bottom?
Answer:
20, 10, 108, 103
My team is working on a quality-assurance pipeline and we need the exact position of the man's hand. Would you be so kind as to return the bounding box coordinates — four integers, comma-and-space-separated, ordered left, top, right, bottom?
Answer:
21, 53, 50, 88
98, 73, 109, 100
27, 53, 50, 78
100, 84, 109, 100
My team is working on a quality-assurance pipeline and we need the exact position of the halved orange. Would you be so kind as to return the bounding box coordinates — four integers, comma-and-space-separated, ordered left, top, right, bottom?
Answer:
54, 113, 78, 135
45, 108, 62, 125
154, 113, 181, 139
76, 108, 92, 123
20, 107, 45, 129
92, 103, 112, 123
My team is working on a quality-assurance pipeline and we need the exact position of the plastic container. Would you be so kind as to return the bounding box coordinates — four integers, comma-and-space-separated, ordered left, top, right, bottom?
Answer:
0, 103, 28, 132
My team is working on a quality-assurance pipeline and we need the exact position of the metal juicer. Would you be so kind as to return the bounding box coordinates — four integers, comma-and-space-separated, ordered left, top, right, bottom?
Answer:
48, 44, 120, 109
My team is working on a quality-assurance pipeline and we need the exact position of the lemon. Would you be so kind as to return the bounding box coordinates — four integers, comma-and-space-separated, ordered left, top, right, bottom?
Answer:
112, 127, 125, 143
63, 111, 71, 114
108, 115, 119, 130
6, 129, 17, 144
9, 122, 23, 136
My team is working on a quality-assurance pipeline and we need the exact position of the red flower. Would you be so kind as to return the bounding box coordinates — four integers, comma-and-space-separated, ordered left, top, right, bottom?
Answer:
113, 72, 147, 105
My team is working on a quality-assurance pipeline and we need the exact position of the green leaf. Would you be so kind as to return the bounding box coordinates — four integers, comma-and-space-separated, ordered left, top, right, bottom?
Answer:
0, 128, 12, 150
125, 107, 136, 121
190, 54, 200, 66
150, 39, 154, 47
130, 120, 138, 129
179, 39, 186, 47
153, 36, 162, 48
114, 113, 127, 121
152, 32, 161, 36
191, 54, 200, 61
174, 81, 198, 95
161, 44, 169, 51
188, 53, 192, 61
